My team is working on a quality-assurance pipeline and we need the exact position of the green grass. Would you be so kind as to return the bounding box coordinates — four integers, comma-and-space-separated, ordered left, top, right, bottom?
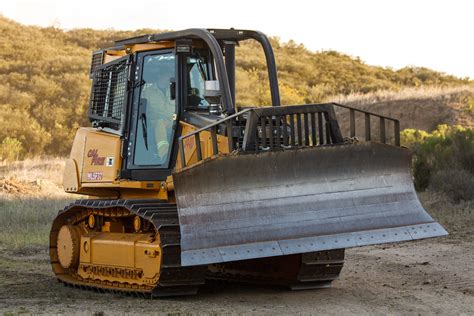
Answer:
0, 197, 73, 249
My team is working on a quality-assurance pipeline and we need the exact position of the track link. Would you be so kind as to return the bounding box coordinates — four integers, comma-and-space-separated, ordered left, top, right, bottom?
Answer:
49, 199, 206, 297
207, 249, 344, 290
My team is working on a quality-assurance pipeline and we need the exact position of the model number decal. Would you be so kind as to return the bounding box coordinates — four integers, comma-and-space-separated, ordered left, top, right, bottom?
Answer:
87, 172, 103, 181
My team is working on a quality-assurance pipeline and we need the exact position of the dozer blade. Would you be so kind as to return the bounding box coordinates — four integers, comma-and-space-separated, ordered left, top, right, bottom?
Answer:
173, 142, 447, 266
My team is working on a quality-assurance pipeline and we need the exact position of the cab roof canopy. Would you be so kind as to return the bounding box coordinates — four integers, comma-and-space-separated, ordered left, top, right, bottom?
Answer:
113, 28, 281, 111
114, 28, 269, 46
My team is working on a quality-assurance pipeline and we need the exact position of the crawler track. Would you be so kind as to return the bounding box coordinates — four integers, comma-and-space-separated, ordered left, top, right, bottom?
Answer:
50, 199, 345, 297
49, 199, 206, 297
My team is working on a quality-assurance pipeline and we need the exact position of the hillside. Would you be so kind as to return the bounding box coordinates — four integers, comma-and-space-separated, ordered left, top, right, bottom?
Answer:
332, 86, 474, 136
0, 16, 472, 159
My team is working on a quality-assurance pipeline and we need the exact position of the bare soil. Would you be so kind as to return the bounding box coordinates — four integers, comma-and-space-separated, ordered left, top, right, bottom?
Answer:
0, 158, 68, 198
0, 199, 472, 315
0, 178, 42, 195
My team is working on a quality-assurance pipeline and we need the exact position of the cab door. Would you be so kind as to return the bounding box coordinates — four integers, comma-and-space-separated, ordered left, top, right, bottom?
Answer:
125, 50, 177, 180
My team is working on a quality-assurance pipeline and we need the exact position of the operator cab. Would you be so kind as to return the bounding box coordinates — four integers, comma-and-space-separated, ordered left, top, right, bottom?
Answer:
128, 44, 218, 172
87, 29, 280, 181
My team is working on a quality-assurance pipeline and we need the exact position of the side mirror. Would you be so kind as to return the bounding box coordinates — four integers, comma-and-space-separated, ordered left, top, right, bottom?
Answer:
204, 80, 222, 115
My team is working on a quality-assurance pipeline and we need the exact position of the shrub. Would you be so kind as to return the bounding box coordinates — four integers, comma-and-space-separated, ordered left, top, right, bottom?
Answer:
401, 125, 474, 202
430, 169, 474, 202
0, 137, 22, 162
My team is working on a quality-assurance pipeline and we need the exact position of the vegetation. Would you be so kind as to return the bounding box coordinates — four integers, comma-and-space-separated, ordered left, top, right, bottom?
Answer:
0, 157, 71, 248
235, 40, 471, 106
0, 137, 22, 161
401, 125, 474, 202
0, 198, 71, 248
0, 16, 472, 160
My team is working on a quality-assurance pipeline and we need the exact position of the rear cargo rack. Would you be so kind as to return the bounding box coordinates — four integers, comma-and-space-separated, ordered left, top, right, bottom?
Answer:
178, 103, 400, 168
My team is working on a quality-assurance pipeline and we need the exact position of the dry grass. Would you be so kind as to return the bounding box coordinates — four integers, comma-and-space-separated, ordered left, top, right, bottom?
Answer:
0, 198, 72, 249
329, 85, 474, 105
328, 85, 474, 138
0, 157, 73, 248
418, 191, 474, 241
0, 156, 65, 184
0, 157, 68, 198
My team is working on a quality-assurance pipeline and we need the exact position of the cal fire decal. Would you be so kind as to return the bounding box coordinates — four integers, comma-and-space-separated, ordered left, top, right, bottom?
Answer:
87, 149, 106, 166
85, 149, 113, 180
86, 149, 105, 180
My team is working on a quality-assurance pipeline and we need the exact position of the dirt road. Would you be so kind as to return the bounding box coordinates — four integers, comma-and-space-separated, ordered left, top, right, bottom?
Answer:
1, 235, 472, 315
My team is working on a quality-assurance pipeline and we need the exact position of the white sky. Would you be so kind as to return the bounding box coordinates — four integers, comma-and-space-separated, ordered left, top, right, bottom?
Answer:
1, 0, 473, 79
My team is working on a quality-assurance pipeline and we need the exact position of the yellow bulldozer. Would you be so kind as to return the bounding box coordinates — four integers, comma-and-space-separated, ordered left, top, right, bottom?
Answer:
50, 28, 447, 296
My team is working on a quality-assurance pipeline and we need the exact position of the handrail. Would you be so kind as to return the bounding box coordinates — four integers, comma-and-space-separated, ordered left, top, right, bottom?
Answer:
178, 108, 252, 168
178, 103, 401, 168
331, 102, 400, 146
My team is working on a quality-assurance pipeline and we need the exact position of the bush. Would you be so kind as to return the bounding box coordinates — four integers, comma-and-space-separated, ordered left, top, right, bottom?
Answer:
430, 169, 474, 202
0, 137, 22, 162
401, 125, 474, 202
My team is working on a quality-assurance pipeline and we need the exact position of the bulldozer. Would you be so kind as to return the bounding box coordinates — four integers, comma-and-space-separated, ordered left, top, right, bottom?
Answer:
50, 28, 447, 297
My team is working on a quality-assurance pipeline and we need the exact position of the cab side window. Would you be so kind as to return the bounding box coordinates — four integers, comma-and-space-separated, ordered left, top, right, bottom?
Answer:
187, 56, 210, 108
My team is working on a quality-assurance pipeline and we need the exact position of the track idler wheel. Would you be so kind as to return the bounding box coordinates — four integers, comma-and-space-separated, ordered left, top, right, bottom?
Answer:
57, 225, 81, 269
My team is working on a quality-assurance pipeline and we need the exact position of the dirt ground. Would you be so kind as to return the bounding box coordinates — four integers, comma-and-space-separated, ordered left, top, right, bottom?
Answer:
0, 165, 472, 315
1, 208, 473, 315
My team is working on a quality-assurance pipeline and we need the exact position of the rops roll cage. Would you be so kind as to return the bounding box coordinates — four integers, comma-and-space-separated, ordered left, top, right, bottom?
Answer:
115, 28, 282, 115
